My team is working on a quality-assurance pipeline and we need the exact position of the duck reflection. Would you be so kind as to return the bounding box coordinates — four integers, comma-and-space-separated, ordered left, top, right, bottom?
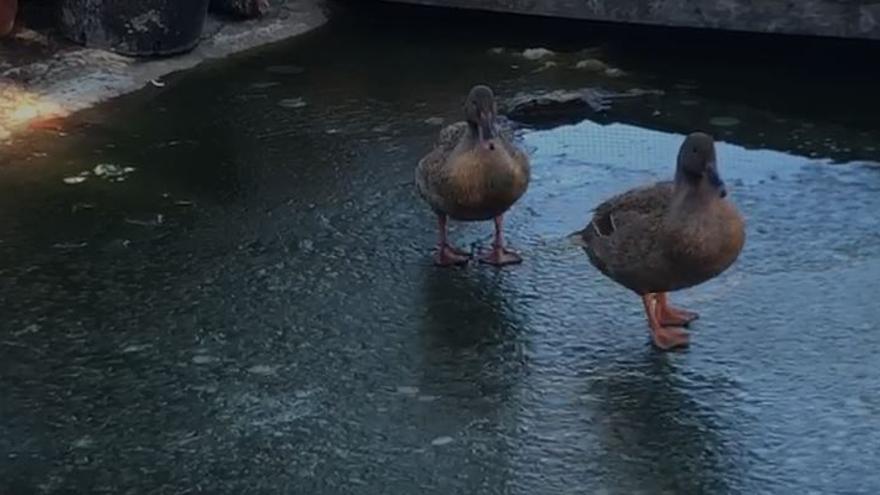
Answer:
417, 266, 526, 399
413, 266, 526, 493
587, 350, 741, 494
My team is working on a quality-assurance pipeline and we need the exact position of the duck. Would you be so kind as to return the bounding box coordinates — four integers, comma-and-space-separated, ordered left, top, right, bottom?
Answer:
570, 132, 745, 350
416, 85, 530, 267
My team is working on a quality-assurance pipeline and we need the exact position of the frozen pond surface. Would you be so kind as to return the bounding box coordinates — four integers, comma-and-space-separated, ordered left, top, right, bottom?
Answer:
2, 8, 880, 494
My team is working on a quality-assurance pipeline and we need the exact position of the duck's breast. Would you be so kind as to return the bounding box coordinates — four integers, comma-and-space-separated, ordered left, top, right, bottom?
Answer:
664, 200, 746, 290
444, 146, 529, 220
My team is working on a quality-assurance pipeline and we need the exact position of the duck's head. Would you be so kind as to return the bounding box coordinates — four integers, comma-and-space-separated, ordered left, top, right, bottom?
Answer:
675, 132, 726, 198
464, 85, 498, 151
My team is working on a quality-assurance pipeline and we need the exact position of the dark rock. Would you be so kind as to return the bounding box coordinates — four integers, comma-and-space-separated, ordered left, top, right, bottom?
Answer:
59, 0, 211, 56
503, 87, 664, 127
210, 0, 269, 19
0, 0, 16, 37
504, 89, 604, 127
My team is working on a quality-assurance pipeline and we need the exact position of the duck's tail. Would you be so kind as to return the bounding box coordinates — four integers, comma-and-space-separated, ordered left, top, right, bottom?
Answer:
567, 228, 590, 248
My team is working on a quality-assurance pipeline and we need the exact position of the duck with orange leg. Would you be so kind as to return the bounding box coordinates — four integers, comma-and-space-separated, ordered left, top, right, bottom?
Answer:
571, 132, 745, 350
416, 85, 530, 267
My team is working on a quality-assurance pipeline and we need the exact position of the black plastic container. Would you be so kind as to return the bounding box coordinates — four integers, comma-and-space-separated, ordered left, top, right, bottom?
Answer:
59, 0, 211, 56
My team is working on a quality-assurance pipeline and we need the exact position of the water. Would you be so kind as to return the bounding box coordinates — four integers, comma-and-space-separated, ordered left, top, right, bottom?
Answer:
2, 7, 880, 494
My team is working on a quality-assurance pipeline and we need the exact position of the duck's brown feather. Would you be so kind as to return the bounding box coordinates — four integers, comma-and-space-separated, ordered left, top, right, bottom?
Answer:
573, 181, 744, 294
416, 122, 530, 221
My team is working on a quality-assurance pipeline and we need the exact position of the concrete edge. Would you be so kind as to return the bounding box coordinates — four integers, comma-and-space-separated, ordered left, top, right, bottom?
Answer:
0, 0, 328, 147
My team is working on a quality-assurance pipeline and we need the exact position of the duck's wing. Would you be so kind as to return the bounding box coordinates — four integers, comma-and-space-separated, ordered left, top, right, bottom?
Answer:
590, 181, 674, 237
417, 122, 468, 173
570, 182, 674, 288
416, 122, 469, 208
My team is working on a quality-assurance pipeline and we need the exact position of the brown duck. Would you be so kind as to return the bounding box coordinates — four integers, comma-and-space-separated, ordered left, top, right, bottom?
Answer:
571, 132, 745, 350
416, 85, 531, 266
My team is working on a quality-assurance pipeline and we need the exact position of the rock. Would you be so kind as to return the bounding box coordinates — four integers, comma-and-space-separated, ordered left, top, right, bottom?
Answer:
59, 0, 211, 56
503, 89, 611, 126
503, 87, 664, 127
574, 59, 608, 72
604, 68, 626, 78
211, 0, 269, 19
0, 0, 15, 38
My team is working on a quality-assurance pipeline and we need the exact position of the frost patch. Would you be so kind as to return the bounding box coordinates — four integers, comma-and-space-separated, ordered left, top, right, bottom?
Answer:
431, 436, 454, 446
192, 354, 219, 365
94, 163, 136, 180
522, 48, 555, 60
247, 364, 280, 375
278, 97, 307, 109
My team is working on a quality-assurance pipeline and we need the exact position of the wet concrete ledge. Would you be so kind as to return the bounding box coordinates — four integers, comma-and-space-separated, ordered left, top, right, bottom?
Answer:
0, 0, 327, 147
383, 0, 880, 40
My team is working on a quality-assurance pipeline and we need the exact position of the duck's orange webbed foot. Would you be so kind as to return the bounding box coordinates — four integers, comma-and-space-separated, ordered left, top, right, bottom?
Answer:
656, 293, 700, 327
652, 325, 691, 350
479, 246, 522, 266
479, 214, 522, 267
433, 214, 470, 266
434, 244, 470, 266
642, 294, 690, 350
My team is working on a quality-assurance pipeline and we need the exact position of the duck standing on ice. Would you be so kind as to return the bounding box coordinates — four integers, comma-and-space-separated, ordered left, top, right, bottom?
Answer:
416, 85, 530, 267
571, 132, 745, 350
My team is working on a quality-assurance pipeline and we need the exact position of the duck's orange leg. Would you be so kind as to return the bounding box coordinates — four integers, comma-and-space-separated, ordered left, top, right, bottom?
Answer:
479, 214, 522, 266
434, 214, 470, 266
642, 294, 690, 350
656, 292, 699, 327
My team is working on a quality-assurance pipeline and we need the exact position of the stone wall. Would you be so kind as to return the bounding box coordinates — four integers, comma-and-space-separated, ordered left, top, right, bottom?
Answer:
383, 0, 880, 40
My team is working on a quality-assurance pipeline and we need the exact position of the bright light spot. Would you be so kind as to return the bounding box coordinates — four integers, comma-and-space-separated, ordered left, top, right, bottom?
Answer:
8, 99, 63, 124
1, 86, 66, 129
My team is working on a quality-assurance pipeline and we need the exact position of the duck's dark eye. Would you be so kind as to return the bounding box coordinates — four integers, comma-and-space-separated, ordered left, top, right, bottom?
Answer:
692, 147, 698, 153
